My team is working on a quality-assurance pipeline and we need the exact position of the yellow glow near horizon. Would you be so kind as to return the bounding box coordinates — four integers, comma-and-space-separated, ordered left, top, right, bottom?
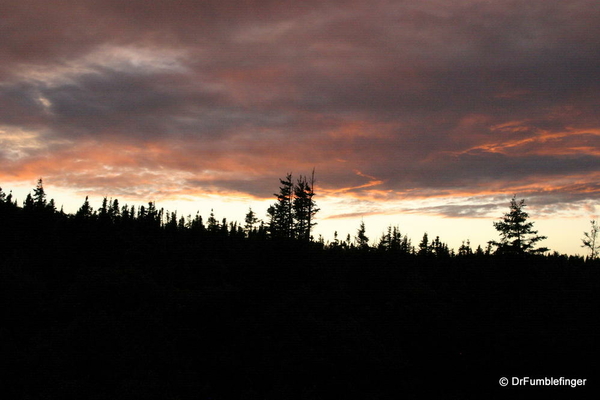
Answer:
3, 182, 594, 256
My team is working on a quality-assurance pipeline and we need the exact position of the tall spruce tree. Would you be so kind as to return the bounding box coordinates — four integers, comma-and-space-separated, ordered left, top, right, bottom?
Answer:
293, 170, 319, 241
490, 196, 547, 255
268, 173, 294, 238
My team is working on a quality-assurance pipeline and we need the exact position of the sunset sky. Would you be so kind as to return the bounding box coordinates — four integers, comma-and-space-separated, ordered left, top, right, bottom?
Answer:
1, 0, 599, 254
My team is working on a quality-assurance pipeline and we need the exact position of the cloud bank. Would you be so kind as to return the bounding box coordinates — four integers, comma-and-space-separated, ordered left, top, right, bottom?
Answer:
1, 0, 599, 218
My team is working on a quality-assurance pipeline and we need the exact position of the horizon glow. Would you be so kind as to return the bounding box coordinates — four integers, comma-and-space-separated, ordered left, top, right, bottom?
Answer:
1, 0, 598, 256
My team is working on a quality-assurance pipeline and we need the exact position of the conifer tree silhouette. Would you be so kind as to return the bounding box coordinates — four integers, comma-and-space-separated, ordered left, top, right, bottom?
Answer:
33, 178, 47, 209
293, 171, 319, 241
490, 196, 548, 255
244, 207, 259, 236
581, 220, 600, 260
268, 173, 294, 238
355, 220, 369, 249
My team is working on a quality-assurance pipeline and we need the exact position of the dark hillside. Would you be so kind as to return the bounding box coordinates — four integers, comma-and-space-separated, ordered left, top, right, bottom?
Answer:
1, 190, 599, 398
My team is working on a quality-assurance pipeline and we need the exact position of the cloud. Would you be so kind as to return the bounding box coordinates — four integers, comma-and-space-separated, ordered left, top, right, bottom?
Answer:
1, 0, 599, 217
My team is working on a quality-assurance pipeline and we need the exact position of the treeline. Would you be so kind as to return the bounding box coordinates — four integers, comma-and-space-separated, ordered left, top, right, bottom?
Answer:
2, 179, 600, 398
0, 178, 591, 260
0, 177, 318, 245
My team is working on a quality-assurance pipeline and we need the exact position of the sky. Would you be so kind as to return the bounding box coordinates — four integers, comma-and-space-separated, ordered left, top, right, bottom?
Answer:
1, 0, 599, 255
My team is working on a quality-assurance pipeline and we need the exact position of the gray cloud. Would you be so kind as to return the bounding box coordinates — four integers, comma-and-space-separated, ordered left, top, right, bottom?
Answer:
1, 0, 599, 216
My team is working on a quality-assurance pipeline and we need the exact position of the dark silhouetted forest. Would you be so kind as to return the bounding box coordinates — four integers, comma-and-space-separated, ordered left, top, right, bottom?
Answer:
1, 180, 599, 399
